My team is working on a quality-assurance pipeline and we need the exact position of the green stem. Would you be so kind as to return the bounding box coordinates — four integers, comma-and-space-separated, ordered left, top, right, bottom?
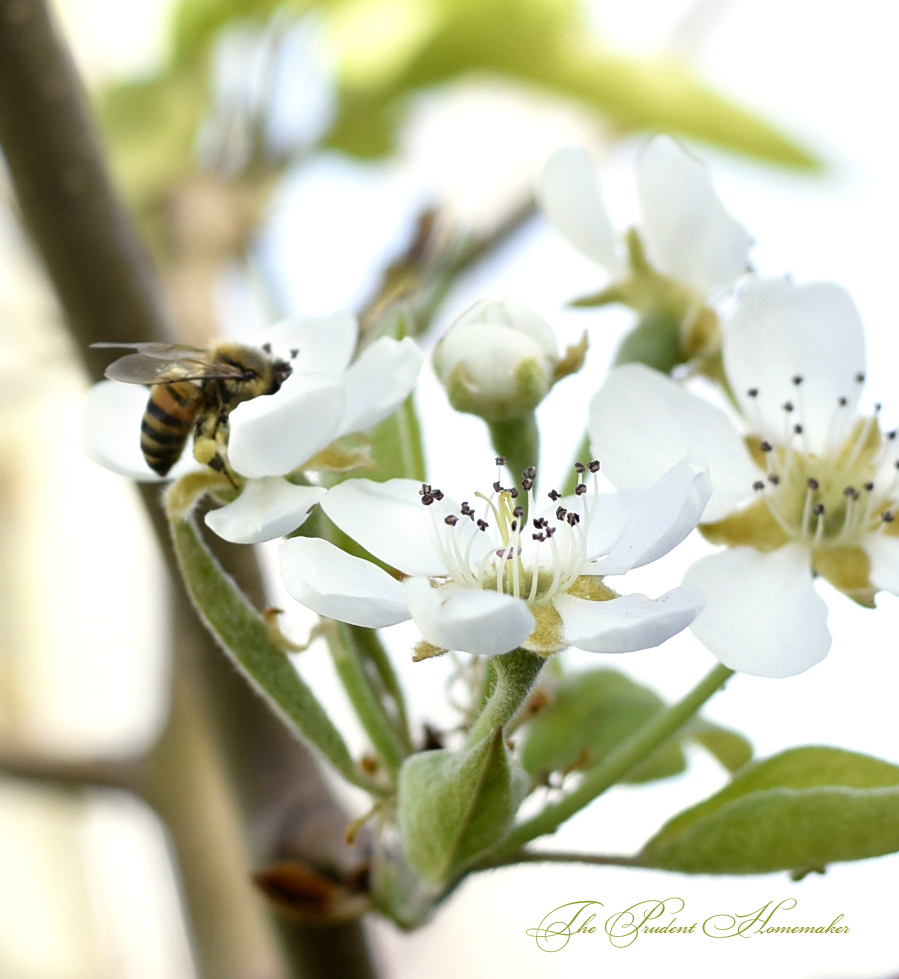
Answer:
465, 649, 545, 748
492, 663, 734, 856
169, 514, 385, 797
488, 414, 540, 490
350, 626, 414, 752
326, 624, 410, 778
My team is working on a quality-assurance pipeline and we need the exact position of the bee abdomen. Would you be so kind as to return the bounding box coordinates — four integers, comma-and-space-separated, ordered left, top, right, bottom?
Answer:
141, 382, 203, 475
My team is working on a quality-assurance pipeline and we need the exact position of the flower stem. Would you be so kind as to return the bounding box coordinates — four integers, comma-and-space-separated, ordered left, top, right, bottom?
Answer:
491, 662, 734, 856
325, 624, 411, 778
488, 414, 540, 489
465, 649, 545, 749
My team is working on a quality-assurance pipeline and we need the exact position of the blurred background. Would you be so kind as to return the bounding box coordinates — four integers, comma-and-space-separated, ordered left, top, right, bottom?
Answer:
2, 0, 899, 976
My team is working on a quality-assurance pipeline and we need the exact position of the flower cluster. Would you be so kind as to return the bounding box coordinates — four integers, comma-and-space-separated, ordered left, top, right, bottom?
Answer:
83, 135, 894, 683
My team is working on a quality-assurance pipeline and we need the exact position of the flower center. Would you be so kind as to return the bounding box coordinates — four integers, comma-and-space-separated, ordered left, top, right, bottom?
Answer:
746, 377, 898, 548
419, 459, 601, 605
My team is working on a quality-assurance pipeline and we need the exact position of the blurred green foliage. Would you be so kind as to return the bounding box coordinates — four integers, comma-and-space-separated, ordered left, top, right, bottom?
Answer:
99, 0, 817, 239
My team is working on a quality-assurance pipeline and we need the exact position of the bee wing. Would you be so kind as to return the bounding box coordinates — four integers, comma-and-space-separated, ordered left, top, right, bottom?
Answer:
103, 352, 248, 385
92, 342, 212, 359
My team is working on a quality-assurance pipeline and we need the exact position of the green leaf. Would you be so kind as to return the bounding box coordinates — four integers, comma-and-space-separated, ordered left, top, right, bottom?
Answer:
520, 669, 751, 784
638, 746, 899, 874
519, 669, 686, 784
169, 514, 383, 795
398, 727, 528, 884
684, 719, 753, 773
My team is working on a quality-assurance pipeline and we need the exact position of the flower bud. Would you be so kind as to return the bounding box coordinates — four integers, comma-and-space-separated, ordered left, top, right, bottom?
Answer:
435, 296, 559, 422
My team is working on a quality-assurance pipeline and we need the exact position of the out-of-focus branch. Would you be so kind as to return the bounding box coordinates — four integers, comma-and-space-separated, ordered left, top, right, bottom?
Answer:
0, 3, 378, 978
0, 0, 173, 374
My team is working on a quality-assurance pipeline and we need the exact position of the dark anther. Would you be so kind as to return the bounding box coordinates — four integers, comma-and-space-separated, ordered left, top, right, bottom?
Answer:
566, 512, 580, 526
747, 388, 759, 398
547, 489, 560, 501
588, 460, 600, 473
782, 401, 794, 412
838, 396, 848, 406
445, 515, 458, 526
421, 494, 434, 506
813, 503, 826, 516
768, 474, 780, 485
493, 481, 503, 493
513, 506, 524, 518
792, 375, 803, 385
522, 478, 533, 492
574, 462, 585, 473
523, 466, 537, 479
753, 481, 765, 491
555, 506, 567, 520
434, 489, 444, 501
807, 478, 819, 490
575, 484, 587, 495
793, 424, 803, 435
290, 348, 299, 359
510, 488, 519, 499
865, 482, 875, 492
510, 520, 518, 532
760, 440, 773, 452
477, 519, 488, 531
262, 342, 272, 353
855, 372, 865, 383
883, 511, 895, 523
495, 456, 506, 466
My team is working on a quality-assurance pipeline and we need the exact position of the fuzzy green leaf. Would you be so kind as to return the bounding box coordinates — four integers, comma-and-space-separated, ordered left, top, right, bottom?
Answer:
398, 727, 528, 884
170, 515, 382, 794
520, 669, 750, 784
638, 746, 899, 874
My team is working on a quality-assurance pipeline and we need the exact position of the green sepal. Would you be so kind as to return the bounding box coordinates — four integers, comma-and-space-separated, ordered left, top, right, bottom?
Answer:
637, 746, 899, 874
613, 311, 684, 373
519, 669, 751, 784
168, 513, 384, 796
397, 727, 528, 885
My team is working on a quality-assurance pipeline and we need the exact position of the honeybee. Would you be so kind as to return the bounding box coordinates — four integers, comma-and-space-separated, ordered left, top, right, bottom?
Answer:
94, 341, 293, 476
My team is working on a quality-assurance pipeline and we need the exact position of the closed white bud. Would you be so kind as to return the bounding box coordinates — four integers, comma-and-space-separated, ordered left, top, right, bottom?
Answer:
435, 296, 559, 421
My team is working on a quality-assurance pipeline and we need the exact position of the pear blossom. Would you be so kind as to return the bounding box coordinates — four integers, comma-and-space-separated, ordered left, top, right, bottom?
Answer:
279, 456, 710, 658
536, 135, 752, 360
589, 277, 899, 678
84, 312, 423, 544
435, 295, 581, 421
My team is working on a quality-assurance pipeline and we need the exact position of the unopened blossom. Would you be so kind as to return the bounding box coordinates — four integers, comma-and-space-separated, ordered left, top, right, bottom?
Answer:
434, 295, 584, 422
537, 135, 752, 362
589, 277, 898, 678
84, 312, 423, 543
279, 456, 709, 658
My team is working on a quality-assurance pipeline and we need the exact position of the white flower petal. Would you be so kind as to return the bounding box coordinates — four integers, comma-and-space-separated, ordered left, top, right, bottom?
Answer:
267, 311, 358, 377
536, 147, 623, 272
448, 296, 558, 358
590, 452, 711, 574
724, 279, 867, 455
83, 380, 197, 481
204, 479, 325, 544
279, 536, 409, 627
864, 534, 899, 597
589, 363, 757, 521
553, 585, 704, 654
339, 336, 423, 434
228, 372, 346, 477
402, 577, 535, 657
636, 135, 751, 295
683, 544, 831, 677
322, 478, 474, 576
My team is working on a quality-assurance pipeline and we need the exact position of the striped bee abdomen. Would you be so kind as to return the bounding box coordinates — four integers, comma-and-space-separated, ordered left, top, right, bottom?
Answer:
140, 381, 205, 476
